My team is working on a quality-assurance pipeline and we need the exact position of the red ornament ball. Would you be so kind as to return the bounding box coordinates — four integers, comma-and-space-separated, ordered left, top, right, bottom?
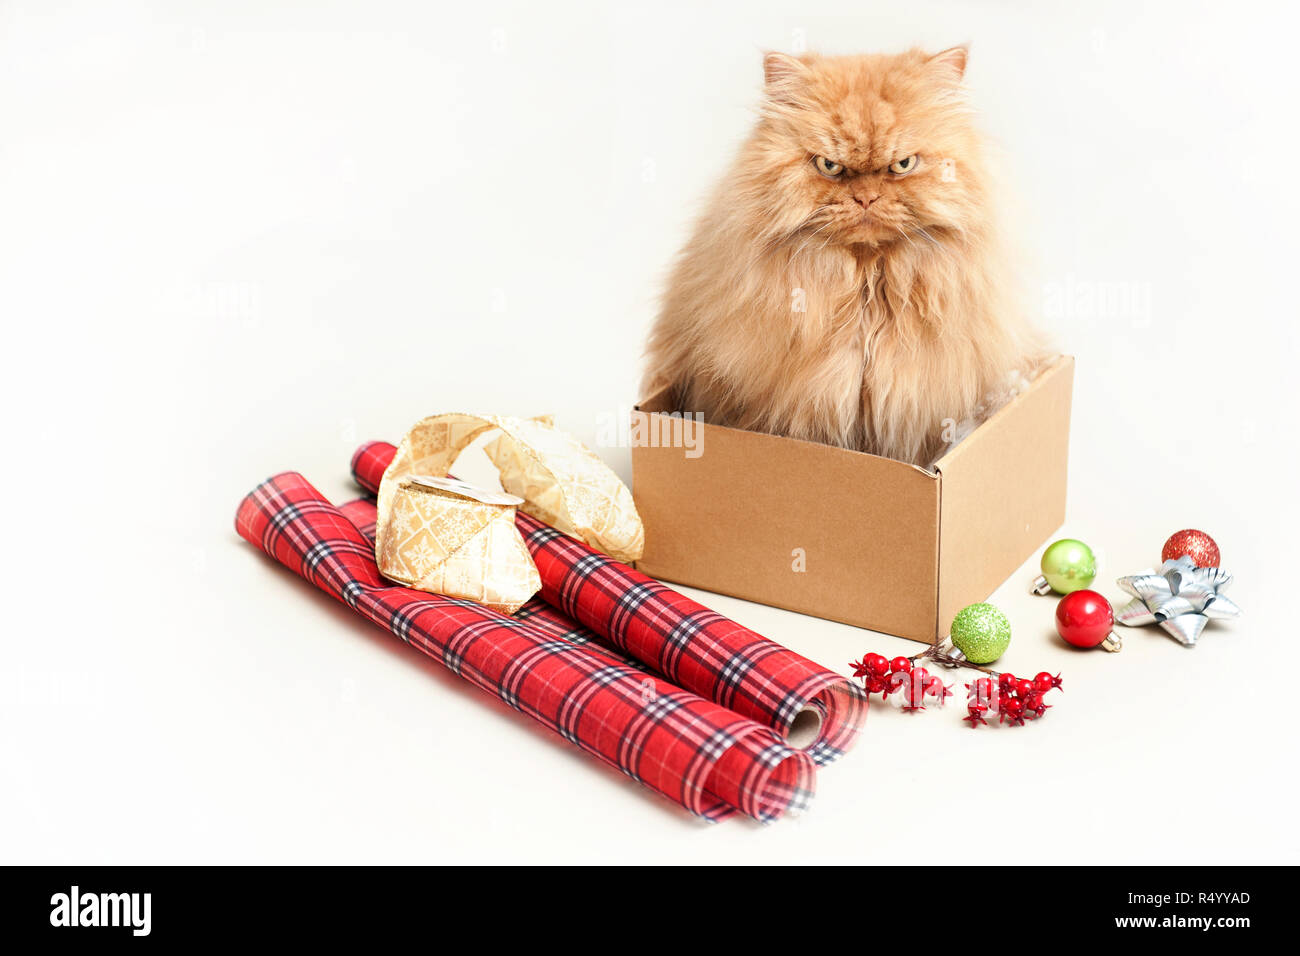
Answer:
1161, 528, 1220, 568
863, 653, 891, 676
1055, 589, 1115, 649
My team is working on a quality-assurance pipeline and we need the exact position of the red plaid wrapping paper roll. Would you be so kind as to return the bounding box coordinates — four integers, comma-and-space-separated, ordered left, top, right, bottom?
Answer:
238, 472, 816, 822
350, 440, 868, 767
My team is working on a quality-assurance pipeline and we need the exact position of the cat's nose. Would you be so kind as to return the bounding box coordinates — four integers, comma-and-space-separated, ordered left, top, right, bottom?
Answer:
853, 192, 881, 210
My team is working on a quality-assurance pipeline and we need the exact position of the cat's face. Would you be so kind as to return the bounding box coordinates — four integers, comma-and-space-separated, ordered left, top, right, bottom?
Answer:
753, 48, 983, 249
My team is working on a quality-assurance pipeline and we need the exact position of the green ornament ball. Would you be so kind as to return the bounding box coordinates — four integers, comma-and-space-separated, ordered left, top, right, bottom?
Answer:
1039, 538, 1097, 594
950, 602, 1012, 664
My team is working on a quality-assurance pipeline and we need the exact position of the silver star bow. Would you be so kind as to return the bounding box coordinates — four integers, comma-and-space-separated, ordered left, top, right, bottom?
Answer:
1115, 556, 1241, 646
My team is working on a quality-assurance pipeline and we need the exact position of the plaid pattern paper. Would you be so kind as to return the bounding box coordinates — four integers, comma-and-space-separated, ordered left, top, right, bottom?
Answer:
350, 441, 868, 767
237, 472, 815, 822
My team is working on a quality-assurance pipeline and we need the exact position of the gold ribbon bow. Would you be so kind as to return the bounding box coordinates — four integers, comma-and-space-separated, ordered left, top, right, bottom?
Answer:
375, 414, 644, 613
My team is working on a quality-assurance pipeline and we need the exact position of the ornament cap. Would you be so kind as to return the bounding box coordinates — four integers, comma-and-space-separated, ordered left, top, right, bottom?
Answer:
1030, 574, 1052, 596
1100, 631, 1122, 653
931, 640, 966, 668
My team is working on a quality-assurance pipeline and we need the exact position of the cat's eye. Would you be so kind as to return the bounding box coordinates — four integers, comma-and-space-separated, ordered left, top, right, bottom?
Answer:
889, 155, 919, 175
813, 156, 846, 178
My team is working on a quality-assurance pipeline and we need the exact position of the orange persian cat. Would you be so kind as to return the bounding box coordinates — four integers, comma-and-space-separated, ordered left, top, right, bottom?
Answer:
643, 47, 1045, 466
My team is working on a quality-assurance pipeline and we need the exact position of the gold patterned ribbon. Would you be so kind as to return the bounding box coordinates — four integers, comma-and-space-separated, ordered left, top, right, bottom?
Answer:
375, 414, 644, 613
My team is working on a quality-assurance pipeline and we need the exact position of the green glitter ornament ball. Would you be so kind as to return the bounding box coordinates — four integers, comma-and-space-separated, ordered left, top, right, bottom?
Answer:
950, 602, 1012, 664
1040, 538, 1097, 594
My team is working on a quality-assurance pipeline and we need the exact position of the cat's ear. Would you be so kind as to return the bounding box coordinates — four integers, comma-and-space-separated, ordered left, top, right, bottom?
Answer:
763, 52, 811, 108
928, 44, 969, 82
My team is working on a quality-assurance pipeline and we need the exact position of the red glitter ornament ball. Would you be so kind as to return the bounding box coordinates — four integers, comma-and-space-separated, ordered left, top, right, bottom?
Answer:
1161, 529, 1220, 568
1055, 589, 1115, 649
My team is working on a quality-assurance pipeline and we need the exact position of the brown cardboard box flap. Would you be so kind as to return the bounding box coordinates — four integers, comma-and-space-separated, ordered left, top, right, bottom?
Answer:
934, 355, 1075, 635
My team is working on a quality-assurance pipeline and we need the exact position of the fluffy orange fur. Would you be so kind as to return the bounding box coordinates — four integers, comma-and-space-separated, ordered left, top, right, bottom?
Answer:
643, 47, 1046, 466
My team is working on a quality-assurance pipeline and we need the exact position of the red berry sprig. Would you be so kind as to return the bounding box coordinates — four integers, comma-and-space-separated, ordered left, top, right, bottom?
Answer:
963, 671, 1063, 728
853, 652, 1064, 728
850, 653, 952, 711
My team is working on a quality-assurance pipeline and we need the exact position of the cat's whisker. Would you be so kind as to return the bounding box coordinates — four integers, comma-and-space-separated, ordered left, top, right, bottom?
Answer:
790, 219, 836, 261
914, 227, 942, 249
893, 226, 919, 253
756, 212, 827, 263
774, 212, 833, 263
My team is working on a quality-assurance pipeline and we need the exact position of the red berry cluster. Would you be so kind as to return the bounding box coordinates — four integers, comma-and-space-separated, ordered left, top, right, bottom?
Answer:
964, 671, 1063, 728
850, 653, 952, 712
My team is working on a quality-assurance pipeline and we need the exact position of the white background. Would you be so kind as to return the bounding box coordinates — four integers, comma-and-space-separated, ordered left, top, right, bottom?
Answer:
1, 0, 1295, 864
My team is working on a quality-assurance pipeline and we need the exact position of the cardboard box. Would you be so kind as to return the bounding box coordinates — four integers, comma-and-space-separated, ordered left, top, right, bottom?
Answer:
631, 355, 1074, 643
